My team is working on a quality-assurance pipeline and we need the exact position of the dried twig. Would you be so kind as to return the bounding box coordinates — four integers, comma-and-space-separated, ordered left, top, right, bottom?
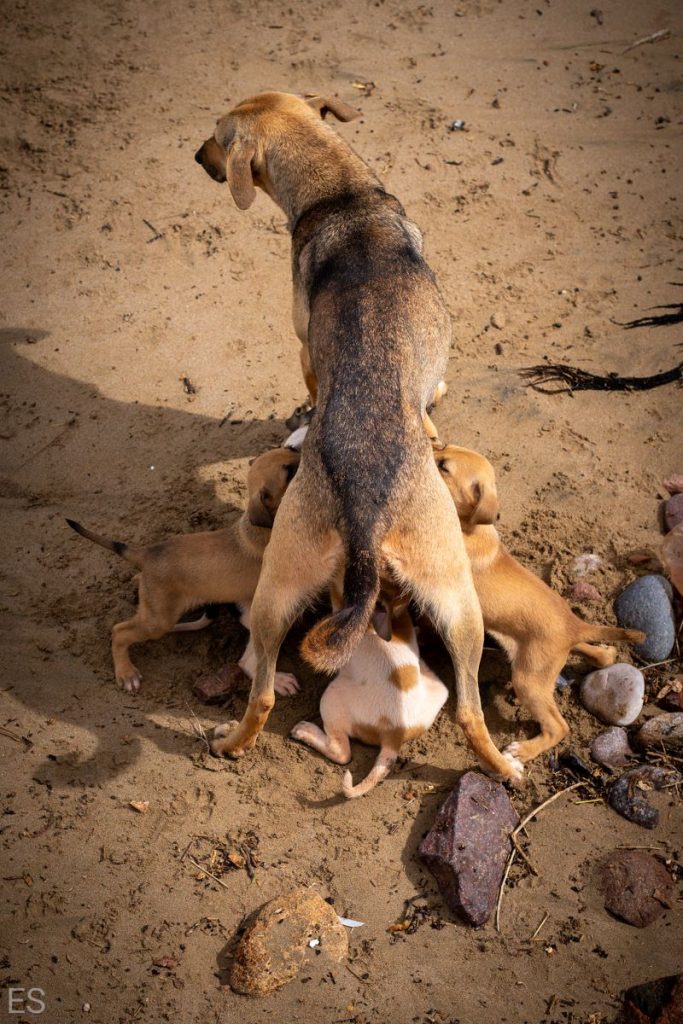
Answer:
623, 28, 670, 54
186, 855, 232, 892
143, 218, 163, 243
495, 783, 582, 932
530, 911, 549, 940
0, 724, 32, 745
519, 361, 683, 394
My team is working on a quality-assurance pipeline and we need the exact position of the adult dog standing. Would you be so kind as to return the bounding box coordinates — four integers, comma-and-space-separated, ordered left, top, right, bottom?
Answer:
195, 91, 522, 781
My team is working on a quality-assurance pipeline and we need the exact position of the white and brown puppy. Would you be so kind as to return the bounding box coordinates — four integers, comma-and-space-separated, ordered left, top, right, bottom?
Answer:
437, 445, 646, 763
196, 92, 520, 782
67, 446, 301, 693
291, 588, 448, 797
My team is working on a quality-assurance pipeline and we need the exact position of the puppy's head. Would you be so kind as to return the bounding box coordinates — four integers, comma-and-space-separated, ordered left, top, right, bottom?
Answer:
436, 445, 499, 529
246, 446, 301, 528
371, 581, 411, 642
194, 91, 360, 210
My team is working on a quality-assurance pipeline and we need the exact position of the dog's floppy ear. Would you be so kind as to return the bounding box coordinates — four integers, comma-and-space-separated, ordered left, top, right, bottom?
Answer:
305, 95, 361, 122
226, 140, 257, 210
247, 487, 274, 528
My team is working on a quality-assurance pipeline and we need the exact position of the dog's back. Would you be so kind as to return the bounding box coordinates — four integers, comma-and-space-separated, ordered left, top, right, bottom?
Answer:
297, 193, 452, 671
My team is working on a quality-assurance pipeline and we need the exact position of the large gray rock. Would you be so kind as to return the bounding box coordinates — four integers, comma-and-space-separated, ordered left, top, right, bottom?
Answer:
614, 575, 675, 662
418, 771, 518, 926
580, 664, 644, 726
600, 850, 674, 928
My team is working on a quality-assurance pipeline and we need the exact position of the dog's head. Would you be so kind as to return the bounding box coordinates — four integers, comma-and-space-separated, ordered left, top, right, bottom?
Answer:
436, 445, 500, 530
194, 91, 360, 210
246, 446, 301, 528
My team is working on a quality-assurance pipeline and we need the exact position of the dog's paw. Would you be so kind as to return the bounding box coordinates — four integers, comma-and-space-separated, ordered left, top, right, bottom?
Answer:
274, 672, 300, 697
210, 721, 245, 758
118, 670, 142, 692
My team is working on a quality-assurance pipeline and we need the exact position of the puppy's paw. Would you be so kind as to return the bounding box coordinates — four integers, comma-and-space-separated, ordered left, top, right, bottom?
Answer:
118, 670, 142, 692
501, 750, 525, 783
274, 671, 300, 697
290, 720, 315, 743
479, 751, 525, 785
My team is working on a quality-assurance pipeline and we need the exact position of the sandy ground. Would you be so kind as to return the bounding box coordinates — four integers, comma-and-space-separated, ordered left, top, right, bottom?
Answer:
1, 0, 682, 1021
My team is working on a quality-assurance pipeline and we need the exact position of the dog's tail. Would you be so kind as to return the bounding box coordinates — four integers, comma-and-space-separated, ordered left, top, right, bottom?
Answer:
65, 519, 143, 566
300, 546, 380, 674
342, 748, 397, 799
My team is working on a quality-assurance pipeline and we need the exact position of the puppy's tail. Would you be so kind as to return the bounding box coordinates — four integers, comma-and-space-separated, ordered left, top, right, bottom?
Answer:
579, 624, 646, 647
342, 749, 397, 799
300, 548, 379, 674
65, 519, 142, 567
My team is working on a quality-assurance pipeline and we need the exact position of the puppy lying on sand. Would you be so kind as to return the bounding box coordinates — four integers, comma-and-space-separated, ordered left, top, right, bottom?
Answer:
291, 586, 448, 797
67, 446, 300, 693
438, 445, 646, 763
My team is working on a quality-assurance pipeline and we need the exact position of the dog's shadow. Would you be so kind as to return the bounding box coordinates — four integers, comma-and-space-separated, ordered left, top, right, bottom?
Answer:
1, 326, 307, 786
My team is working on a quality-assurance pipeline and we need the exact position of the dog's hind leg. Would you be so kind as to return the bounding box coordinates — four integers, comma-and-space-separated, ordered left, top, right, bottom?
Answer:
211, 494, 340, 757
504, 650, 570, 763
386, 490, 523, 783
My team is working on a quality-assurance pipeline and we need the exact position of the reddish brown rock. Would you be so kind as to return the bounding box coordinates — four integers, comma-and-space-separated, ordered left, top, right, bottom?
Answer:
664, 494, 683, 532
570, 581, 602, 603
418, 771, 518, 926
193, 663, 247, 704
601, 850, 674, 928
229, 889, 347, 996
637, 713, 683, 751
616, 974, 683, 1023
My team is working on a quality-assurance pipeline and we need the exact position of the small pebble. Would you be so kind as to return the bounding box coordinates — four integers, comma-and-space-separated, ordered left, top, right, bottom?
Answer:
573, 553, 601, 576
590, 727, 634, 768
662, 524, 683, 596
555, 672, 572, 691
636, 712, 683, 750
490, 312, 506, 330
663, 473, 683, 495
664, 493, 683, 532
614, 575, 675, 662
570, 581, 602, 603
580, 664, 644, 726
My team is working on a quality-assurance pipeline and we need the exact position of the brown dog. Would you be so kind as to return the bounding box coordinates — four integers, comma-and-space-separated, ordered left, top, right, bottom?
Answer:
67, 446, 300, 692
438, 445, 646, 763
195, 91, 521, 781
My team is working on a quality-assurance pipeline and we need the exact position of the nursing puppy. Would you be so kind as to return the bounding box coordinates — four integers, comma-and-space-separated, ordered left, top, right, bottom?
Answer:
66, 446, 300, 693
196, 92, 520, 781
291, 588, 448, 798
437, 446, 646, 763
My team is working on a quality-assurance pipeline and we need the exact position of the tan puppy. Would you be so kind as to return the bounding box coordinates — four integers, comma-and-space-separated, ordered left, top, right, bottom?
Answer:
291, 588, 448, 798
437, 446, 646, 763
66, 446, 301, 692
195, 91, 520, 781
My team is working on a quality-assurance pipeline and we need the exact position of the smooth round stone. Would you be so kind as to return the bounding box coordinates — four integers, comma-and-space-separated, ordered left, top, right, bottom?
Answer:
636, 713, 683, 750
580, 664, 644, 726
664, 493, 683, 531
590, 727, 634, 768
614, 575, 675, 662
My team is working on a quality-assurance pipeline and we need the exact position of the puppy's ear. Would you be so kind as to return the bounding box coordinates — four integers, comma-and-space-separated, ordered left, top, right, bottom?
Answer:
227, 140, 257, 210
305, 95, 361, 122
371, 600, 393, 642
247, 487, 274, 528
458, 479, 499, 526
